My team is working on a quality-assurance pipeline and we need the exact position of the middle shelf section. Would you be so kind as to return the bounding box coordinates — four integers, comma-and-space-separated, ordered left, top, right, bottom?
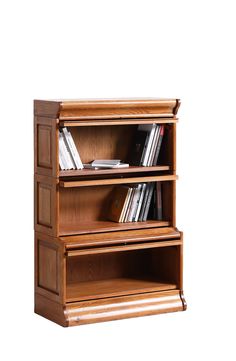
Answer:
35, 174, 177, 236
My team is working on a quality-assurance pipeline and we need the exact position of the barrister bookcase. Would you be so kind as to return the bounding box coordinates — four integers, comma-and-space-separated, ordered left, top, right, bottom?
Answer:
34, 98, 186, 326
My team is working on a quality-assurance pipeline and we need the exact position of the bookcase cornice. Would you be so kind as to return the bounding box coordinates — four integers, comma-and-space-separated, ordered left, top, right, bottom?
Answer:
34, 98, 180, 120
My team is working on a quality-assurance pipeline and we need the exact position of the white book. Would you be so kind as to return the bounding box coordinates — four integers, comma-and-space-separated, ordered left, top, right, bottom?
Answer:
92, 159, 121, 166
124, 187, 135, 222
120, 187, 133, 222
59, 134, 68, 169
59, 132, 75, 169
127, 185, 141, 222
62, 128, 83, 169
130, 184, 142, 222
59, 145, 66, 170
139, 124, 156, 166
148, 125, 160, 166
134, 183, 147, 221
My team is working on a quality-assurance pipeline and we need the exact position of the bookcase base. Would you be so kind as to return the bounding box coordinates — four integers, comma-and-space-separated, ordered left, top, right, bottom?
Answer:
35, 290, 186, 327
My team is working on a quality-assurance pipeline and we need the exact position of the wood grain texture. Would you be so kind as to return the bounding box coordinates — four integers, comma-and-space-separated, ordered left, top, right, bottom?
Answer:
34, 175, 59, 236
35, 232, 65, 303
60, 118, 178, 127
60, 166, 170, 178
59, 220, 170, 236
34, 98, 180, 120
66, 278, 177, 302
65, 290, 185, 326
59, 174, 178, 188
34, 98, 185, 327
61, 226, 181, 248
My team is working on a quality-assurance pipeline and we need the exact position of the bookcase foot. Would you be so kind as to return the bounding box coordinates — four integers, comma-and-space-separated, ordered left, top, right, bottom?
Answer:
64, 290, 186, 327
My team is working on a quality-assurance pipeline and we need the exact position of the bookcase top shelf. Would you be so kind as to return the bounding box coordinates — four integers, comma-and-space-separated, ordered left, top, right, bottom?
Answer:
34, 98, 180, 121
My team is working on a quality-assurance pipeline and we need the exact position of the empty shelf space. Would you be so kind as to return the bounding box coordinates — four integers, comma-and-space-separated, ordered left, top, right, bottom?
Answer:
66, 277, 177, 302
59, 220, 170, 236
59, 165, 170, 178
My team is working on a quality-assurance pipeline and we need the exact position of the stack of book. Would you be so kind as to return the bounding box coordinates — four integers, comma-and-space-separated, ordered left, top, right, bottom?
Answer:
59, 127, 83, 170
108, 182, 162, 223
84, 160, 129, 169
130, 124, 164, 166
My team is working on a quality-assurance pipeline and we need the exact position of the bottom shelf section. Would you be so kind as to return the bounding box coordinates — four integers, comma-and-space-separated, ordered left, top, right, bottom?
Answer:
66, 277, 177, 302
35, 289, 186, 327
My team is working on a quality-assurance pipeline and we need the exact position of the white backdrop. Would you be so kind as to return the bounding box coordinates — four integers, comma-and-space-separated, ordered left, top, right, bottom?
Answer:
1, 1, 235, 360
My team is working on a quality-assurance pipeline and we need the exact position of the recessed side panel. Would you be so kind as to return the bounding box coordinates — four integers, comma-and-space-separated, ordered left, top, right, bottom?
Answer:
35, 233, 65, 303
35, 175, 58, 237
34, 116, 58, 177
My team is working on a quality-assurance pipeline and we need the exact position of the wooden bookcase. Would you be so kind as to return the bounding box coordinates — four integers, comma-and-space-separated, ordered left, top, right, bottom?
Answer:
34, 98, 186, 326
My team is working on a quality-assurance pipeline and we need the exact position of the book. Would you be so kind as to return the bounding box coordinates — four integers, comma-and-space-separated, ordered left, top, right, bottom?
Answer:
134, 183, 146, 221
148, 125, 161, 166
152, 125, 164, 165
59, 132, 75, 170
140, 124, 156, 166
84, 160, 129, 169
120, 187, 133, 222
156, 182, 162, 220
108, 186, 132, 223
61, 128, 83, 169
129, 131, 147, 166
139, 183, 151, 221
128, 184, 142, 222
142, 183, 155, 221
124, 187, 136, 222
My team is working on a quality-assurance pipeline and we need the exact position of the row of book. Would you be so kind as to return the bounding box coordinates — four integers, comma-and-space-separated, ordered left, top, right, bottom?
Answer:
59, 128, 83, 170
108, 182, 162, 223
130, 124, 164, 166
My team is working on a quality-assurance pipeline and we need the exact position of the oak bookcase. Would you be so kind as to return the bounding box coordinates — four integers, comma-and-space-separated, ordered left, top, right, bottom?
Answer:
34, 98, 186, 326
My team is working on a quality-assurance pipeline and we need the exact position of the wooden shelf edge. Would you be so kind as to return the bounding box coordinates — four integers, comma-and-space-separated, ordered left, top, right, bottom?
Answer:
59, 220, 170, 236
59, 174, 178, 188
59, 165, 170, 178
60, 118, 178, 127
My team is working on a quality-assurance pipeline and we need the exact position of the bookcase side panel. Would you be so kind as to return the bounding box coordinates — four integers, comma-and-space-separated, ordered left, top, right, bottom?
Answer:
34, 116, 58, 177
34, 175, 59, 237
35, 232, 65, 304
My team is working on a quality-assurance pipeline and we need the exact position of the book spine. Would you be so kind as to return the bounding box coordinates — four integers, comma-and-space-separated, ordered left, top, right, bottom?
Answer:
63, 128, 83, 169
149, 126, 160, 166
120, 187, 132, 222
130, 184, 142, 222
134, 184, 146, 221
124, 188, 135, 222
139, 183, 150, 221
59, 133, 69, 169
152, 125, 164, 165
61, 129, 77, 169
156, 182, 162, 220
140, 133, 149, 165
143, 183, 155, 221
142, 125, 156, 166
59, 132, 74, 169
59, 144, 66, 170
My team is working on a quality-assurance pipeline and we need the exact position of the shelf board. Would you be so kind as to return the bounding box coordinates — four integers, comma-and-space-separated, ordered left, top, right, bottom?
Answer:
59, 220, 170, 236
60, 174, 178, 188
66, 277, 177, 302
61, 227, 181, 249
60, 117, 178, 127
60, 165, 170, 178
